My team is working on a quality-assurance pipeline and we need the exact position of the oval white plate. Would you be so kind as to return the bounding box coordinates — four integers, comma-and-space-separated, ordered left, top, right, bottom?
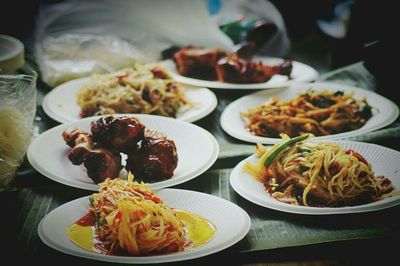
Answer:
38, 189, 251, 264
28, 114, 219, 191
159, 57, 318, 89
42, 77, 218, 124
221, 82, 399, 144
230, 141, 400, 215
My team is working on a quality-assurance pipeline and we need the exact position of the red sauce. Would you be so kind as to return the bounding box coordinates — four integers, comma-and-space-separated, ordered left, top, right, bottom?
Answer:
75, 212, 96, 226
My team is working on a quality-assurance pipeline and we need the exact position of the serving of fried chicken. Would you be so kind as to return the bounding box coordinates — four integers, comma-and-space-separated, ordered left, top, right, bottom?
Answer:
62, 116, 178, 184
173, 46, 292, 83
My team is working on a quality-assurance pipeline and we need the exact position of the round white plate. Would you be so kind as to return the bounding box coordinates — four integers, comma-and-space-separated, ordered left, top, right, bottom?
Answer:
221, 82, 399, 144
230, 141, 400, 215
159, 57, 318, 89
28, 114, 219, 191
38, 189, 251, 264
42, 77, 218, 124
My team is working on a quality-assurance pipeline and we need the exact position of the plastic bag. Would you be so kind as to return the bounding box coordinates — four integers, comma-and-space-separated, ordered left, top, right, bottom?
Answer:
211, 0, 290, 57
34, 0, 289, 87
0, 67, 37, 190
35, 33, 150, 87
34, 0, 234, 87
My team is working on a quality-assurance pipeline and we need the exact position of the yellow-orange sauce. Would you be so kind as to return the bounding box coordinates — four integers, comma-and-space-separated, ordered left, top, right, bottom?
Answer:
174, 209, 216, 249
67, 209, 216, 255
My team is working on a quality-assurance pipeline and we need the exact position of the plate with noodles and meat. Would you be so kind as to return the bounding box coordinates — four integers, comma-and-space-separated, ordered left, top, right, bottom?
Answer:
220, 82, 399, 144
38, 175, 251, 263
42, 64, 217, 124
230, 135, 400, 215
27, 114, 219, 191
159, 46, 318, 89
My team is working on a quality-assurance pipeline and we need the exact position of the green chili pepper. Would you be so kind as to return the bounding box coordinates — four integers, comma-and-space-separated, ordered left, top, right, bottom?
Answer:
89, 196, 94, 207
299, 147, 312, 153
264, 134, 309, 167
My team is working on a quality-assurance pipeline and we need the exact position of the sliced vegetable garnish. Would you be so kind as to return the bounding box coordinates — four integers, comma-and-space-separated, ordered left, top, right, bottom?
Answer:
264, 134, 309, 167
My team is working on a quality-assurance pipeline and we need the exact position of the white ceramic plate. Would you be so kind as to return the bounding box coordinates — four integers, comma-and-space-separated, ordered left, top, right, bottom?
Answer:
159, 57, 318, 89
42, 77, 218, 124
221, 82, 399, 144
38, 189, 251, 264
28, 114, 219, 191
230, 141, 400, 215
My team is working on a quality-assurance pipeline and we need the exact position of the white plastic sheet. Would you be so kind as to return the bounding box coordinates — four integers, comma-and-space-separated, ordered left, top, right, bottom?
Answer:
35, 0, 289, 87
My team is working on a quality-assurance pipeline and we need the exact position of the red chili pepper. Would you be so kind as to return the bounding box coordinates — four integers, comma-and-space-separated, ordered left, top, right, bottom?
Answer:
345, 149, 368, 165
151, 67, 168, 79
115, 211, 122, 221
151, 197, 161, 204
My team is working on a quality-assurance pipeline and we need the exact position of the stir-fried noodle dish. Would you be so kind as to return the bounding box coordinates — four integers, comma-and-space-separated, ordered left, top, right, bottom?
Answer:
77, 65, 191, 118
242, 90, 373, 138
244, 135, 394, 207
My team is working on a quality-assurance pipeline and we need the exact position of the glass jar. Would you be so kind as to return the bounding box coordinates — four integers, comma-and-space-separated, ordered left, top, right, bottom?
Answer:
0, 34, 37, 190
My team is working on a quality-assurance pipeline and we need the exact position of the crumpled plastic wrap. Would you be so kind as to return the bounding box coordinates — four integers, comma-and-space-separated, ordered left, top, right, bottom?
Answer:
212, 0, 290, 56
36, 33, 150, 87
0, 68, 37, 190
34, 0, 289, 87
34, 0, 235, 87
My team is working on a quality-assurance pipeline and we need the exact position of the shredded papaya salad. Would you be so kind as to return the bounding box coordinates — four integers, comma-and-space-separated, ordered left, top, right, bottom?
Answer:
244, 135, 395, 207
90, 173, 185, 255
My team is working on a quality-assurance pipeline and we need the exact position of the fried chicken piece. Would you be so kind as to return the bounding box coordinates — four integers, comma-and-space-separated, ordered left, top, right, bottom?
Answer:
91, 116, 145, 152
82, 147, 122, 184
173, 46, 228, 80
62, 129, 94, 165
62, 128, 122, 183
173, 46, 292, 83
126, 129, 178, 182
216, 55, 292, 83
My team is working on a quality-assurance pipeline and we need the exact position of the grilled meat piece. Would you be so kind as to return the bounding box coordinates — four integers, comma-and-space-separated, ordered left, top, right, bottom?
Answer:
91, 116, 145, 152
82, 147, 122, 183
62, 129, 94, 165
62, 128, 122, 183
173, 46, 227, 80
126, 129, 178, 182
216, 55, 292, 83
173, 46, 293, 83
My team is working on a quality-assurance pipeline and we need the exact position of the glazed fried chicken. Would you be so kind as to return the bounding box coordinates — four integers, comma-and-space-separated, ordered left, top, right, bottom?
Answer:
216, 55, 292, 83
173, 46, 292, 83
62, 129, 94, 165
63, 115, 178, 183
62, 128, 122, 183
173, 46, 227, 80
126, 129, 178, 182
82, 148, 122, 184
91, 116, 145, 152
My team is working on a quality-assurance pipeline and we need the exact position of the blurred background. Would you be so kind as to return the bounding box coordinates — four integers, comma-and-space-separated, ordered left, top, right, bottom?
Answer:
0, 0, 395, 100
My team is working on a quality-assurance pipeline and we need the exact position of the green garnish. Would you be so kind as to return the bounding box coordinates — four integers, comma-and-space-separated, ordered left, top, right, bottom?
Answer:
264, 134, 309, 167
299, 147, 312, 153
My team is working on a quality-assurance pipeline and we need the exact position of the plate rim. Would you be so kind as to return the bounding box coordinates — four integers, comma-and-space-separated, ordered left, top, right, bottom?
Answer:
38, 189, 251, 263
159, 57, 319, 89
28, 114, 220, 191
229, 140, 400, 215
220, 81, 400, 144
42, 76, 218, 124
